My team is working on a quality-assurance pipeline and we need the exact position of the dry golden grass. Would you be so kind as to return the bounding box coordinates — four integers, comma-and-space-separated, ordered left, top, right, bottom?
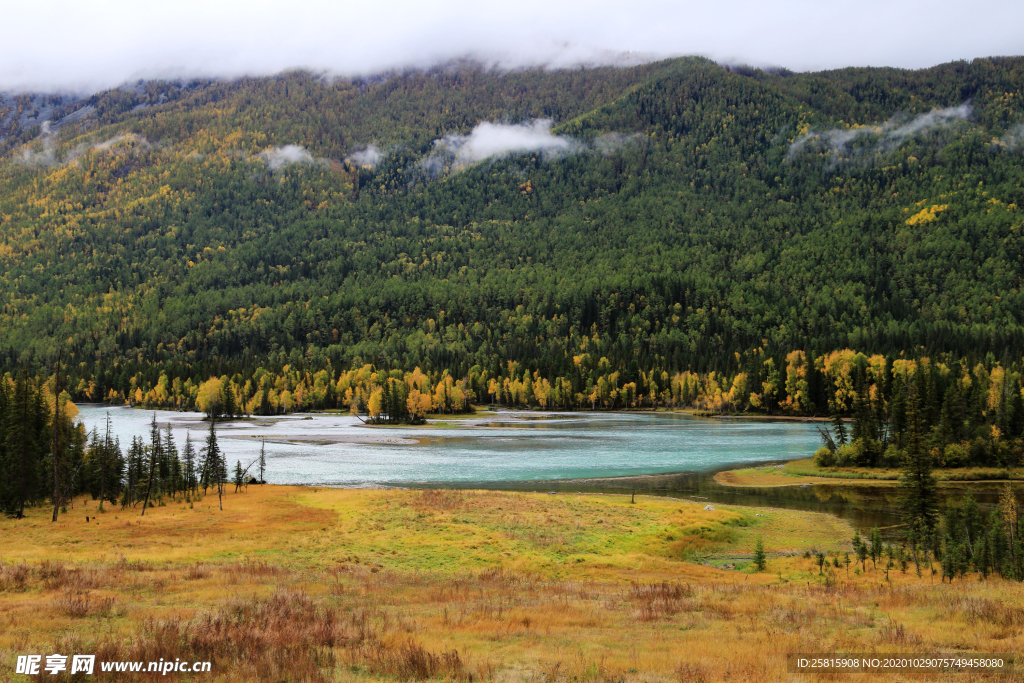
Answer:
1, 486, 1022, 682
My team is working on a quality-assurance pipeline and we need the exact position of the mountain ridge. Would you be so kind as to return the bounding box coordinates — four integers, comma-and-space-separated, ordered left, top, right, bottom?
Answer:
0, 55, 1021, 406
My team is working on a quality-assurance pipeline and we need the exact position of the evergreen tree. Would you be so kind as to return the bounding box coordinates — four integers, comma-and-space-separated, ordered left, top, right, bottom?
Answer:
899, 381, 938, 533
140, 414, 161, 515
220, 376, 236, 419
50, 351, 63, 522
869, 527, 883, 569
204, 420, 226, 510
752, 538, 767, 572
164, 424, 179, 496
122, 436, 146, 509
97, 418, 124, 510
853, 530, 868, 571
1, 374, 49, 518
183, 431, 197, 497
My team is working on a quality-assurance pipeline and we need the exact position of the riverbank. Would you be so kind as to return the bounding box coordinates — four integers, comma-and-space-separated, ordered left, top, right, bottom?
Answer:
2, 485, 1022, 683
715, 459, 1024, 487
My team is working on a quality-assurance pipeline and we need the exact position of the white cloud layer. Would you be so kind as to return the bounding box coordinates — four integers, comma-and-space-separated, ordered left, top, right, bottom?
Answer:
1, 0, 1022, 93
347, 145, 382, 167
414, 120, 638, 178
993, 123, 1024, 151
259, 144, 320, 170
16, 126, 151, 167
789, 104, 974, 162
439, 120, 578, 166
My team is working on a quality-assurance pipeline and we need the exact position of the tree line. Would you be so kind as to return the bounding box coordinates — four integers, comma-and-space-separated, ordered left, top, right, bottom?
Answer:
0, 373, 266, 519
72, 346, 1024, 469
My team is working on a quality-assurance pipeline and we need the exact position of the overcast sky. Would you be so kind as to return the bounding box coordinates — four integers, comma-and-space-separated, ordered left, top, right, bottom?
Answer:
2, 0, 1022, 93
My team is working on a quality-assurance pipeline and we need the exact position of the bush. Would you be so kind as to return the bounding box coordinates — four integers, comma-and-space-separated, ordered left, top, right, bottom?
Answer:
880, 444, 903, 468
813, 446, 835, 467
970, 437, 990, 465
835, 442, 861, 467
942, 442, 968, 468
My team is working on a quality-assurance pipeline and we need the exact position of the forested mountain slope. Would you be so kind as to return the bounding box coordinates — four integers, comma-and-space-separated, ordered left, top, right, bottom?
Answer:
1, 56, 1023, 412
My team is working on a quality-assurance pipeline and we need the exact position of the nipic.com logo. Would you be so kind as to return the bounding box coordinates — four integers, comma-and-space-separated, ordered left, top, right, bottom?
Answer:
16, 655, 94, 675
15, 654, 212, 675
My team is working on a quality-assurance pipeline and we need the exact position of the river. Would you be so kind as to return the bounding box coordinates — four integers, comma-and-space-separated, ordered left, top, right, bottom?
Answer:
75, 405, 1020, 532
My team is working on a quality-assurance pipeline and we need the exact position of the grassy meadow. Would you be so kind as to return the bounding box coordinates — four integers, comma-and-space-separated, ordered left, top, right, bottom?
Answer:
1, 485, 1023, 682
715, 459, 1024, 487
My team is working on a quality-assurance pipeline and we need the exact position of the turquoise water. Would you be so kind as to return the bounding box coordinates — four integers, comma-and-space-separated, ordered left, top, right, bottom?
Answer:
75, 406, 821, 487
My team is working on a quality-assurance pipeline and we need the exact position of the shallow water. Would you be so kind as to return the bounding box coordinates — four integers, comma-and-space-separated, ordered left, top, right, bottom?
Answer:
75, 405, 1023, 533
75, 406, 821, 486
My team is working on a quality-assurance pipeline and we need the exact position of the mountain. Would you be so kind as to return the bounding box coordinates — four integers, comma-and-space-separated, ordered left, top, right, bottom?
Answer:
1, 56, 1023, 411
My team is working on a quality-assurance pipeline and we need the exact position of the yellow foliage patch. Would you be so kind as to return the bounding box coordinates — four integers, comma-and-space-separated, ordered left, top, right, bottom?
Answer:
905, 203, 949, 226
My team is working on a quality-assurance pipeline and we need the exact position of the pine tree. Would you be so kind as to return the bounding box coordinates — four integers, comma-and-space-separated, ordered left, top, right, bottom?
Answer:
1000, 483, 1020, 579
870, 527, 883, 570
140, 414, 162, 515
830, 407, 847, 447
233, 460, 243, 493
853, 530, 868, 570
753, 538, 767, 572
164, 424, 179, 496
96, 419, 124, 510
204, 420, 226, 510
122, 436, 146, 509
183, 431, 196, 497
221, 377, 236, 418
0, 378, 8, 513
1, 374, 49, 518
900, 381, 939, 533
50, 349, 63, 522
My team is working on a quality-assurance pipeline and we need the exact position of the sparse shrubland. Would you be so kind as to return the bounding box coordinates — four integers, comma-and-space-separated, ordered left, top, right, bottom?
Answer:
2, 486, 1023, 682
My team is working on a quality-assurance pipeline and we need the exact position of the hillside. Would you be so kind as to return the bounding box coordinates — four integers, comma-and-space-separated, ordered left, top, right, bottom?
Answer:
0, 56, 1023, 414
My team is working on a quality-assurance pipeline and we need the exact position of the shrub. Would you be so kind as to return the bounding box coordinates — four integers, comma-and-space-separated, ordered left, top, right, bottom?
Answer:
834, 442, 860, 467
942, 442, 968, 468
880, 444, 903, 468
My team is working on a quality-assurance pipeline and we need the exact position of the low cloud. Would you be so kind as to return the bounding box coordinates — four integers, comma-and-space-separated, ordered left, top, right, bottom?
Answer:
15, 128, 153, 168
417, 119, 580, 177
789, 103, 972, 164
992, 123, 1024, 151
412, 119, 642, 180
4, 0, 1024, 94
594, 131, 640, 155
88, 133, 150, 153
347, 144, 382, 167
441, 119, 580, 166
887, 103, 971, 141
259, 144, 324, 170
17, 121, 57, 166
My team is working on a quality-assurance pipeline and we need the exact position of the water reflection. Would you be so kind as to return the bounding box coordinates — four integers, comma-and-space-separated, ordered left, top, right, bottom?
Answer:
476, 469, 1024, 536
